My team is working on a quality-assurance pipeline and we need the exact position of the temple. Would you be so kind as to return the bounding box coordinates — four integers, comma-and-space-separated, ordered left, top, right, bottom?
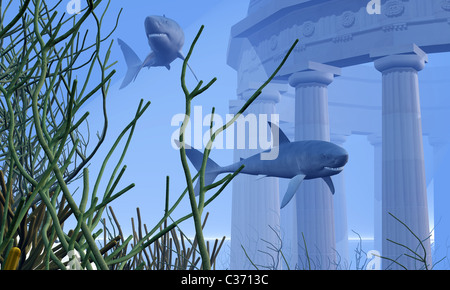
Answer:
227, 0, 450, 269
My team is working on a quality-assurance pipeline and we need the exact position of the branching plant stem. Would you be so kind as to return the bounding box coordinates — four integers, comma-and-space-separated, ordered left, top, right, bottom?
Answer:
178, 25, 298, 270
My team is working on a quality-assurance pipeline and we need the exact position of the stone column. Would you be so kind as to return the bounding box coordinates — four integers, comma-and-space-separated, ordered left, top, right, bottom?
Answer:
374, 48, 432, 270
278, 124, 298, 269
229, 84, 283, 270
368, 134, 382, 255
429, 136, 450, 269
331, 132, 350, 267
288, 62, 341, 270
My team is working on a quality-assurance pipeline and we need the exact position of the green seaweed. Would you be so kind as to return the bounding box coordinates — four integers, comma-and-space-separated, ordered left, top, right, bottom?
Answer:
0, 0, 297, 270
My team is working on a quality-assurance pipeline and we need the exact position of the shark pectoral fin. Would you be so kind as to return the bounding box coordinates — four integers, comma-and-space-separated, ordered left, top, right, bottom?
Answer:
166, 64, 171, 70
142, 52, 156, 68
177, 51, 185, 60
322, 176, 335, 194
281, 174, 306, 209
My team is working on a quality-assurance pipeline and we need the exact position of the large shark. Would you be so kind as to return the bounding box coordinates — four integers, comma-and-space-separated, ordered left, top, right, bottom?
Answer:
118, 15, 198, 89
182, 123, 349, 209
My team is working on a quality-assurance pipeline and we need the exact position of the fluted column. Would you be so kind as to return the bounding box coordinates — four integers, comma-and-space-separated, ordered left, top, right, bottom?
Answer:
368, 134, 382, 254
288, 63, 341, 269
229, 85, 282, 270
429, 136, 450, 269
331, 133, 350, 267
374, 49, 432, 270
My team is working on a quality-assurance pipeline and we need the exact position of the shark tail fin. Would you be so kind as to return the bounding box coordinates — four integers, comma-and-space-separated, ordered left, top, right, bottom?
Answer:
176, 141, 222, 196
118, 38, 143, 89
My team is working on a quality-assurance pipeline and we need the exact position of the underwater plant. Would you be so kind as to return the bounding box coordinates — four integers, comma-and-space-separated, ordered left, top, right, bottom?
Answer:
103, 207, 226, 270
0, 0, 297, 270
0, 0, 150, 270
176, 25, 298, 270
377, 212, 436, 270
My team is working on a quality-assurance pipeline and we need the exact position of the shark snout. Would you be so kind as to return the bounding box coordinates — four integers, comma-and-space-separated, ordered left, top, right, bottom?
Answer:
333, 149, 349, 169
337, 152, 349, 166
323, 148, 348, 173
145, 16, 164, 35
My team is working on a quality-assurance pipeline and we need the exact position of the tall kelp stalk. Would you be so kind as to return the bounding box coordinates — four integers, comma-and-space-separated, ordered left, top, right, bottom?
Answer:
177, 25, 298, 269
0, 0, 154, 270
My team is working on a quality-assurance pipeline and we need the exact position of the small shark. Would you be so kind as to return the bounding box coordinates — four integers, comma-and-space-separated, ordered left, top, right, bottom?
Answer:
118, 15, 198, 89
182, 123, 349, 209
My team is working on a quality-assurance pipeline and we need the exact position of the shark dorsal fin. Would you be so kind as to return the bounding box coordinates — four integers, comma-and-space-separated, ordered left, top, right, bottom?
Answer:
268, 122, 290, 144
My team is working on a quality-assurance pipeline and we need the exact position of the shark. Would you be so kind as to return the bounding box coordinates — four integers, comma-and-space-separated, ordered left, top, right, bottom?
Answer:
182, 123, 349, 209
118, 15, 198, 89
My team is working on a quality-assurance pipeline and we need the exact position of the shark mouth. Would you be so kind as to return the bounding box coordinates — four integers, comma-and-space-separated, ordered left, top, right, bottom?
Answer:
324, 166, 344, 172
148, 33, 168, 39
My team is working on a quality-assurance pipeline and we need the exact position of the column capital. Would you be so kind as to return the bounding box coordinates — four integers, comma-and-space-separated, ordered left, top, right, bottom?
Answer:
330, 130, 351, 145
372, 44, 428, 73
288, 61, 341, 88
374, 54, 427, 73
240, 88, 281, 103
229, 99, 247, 115
368, 134, 382, 147
238, 82, 286, 103
330, 133, 349, 145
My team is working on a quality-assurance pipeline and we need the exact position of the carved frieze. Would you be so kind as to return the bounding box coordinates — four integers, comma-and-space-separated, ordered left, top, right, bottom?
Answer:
441, 0, 450, 11
332, 34, 354, 43
270, 35, 278, 51
382, 23, 408, 32
342, 11, 356, 28
229, 0, 450, 74
302, 21, 316, 37
384, 0, 405, 17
